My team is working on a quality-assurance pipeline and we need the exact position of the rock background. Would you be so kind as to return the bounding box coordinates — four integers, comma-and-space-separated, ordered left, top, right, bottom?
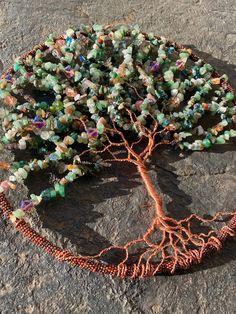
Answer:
0, 1, 236, 313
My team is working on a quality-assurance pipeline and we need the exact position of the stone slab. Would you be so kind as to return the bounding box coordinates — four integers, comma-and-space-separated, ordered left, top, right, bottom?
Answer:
0, 1, 236, 313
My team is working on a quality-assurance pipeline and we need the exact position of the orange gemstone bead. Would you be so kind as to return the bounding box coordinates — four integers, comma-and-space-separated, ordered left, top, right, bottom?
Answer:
4, 95, 17, 106
202, 103, 209, 110
211, 78, 221, 85
97, 36, 104, 44
0, 161, 10, 169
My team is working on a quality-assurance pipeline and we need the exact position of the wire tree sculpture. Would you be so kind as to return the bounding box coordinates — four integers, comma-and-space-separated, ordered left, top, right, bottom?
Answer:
0, 24, 235, 278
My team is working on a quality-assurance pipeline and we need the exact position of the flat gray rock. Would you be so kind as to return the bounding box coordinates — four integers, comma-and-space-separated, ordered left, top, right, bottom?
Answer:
0, 1, 236, 313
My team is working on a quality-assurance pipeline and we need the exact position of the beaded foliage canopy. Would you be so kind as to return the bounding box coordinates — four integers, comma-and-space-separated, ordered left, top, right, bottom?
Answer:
0, 24, 235, 278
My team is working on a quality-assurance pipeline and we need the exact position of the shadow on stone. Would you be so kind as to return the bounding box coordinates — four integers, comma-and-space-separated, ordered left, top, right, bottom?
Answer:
185, 45, 236, 87
19, 138, 235, 270
23, 158, 141, 264
11, 47, 236, 272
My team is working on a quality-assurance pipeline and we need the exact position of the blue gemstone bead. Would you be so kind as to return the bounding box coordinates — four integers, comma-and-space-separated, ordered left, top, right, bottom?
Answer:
66, 37, 73, 45
79, 54, 86, 62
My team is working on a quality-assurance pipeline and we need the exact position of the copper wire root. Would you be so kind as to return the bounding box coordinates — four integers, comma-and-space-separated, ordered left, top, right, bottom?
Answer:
0, 191, 235, 278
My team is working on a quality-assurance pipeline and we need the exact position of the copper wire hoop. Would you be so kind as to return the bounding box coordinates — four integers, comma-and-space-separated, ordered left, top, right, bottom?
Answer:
0, 30, 235, 278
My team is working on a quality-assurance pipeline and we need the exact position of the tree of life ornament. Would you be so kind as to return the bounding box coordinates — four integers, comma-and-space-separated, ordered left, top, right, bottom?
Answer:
0, 24, 235, 278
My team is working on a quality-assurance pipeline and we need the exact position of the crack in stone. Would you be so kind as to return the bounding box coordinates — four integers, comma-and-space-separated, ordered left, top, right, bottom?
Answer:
156, 164, 233, 177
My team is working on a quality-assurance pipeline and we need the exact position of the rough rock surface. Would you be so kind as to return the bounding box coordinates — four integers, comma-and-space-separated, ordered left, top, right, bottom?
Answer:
0, 1, 236, 313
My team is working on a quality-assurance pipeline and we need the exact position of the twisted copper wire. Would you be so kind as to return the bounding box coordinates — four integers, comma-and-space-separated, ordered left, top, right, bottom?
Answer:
0, 192, 235, 277
0, 29, 236, 278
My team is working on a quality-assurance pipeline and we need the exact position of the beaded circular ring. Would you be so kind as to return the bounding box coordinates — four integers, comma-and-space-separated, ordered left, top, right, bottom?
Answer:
0, 24, 235, 278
